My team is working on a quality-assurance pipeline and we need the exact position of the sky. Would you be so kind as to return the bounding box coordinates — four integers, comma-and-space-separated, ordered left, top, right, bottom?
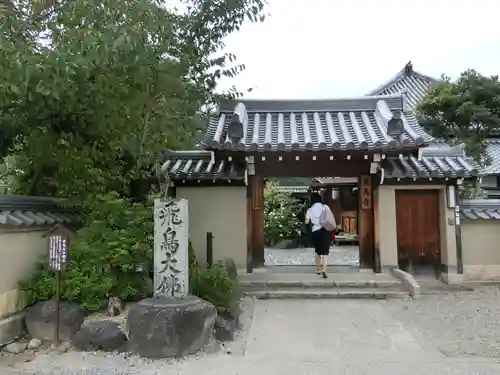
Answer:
205, 0, 500, 99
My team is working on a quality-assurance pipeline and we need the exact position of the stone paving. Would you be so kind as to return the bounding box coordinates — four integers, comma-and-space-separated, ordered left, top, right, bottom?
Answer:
9, 286, 500, 374
265, 245, 359, 266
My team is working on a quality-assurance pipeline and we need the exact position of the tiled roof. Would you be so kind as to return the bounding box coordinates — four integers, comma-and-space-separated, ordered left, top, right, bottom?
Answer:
203, 94, 428, 152
382, 145, 479, 180
367, 63, 500, 177
313, 177, 358, 185
460, 199, 500, 220
482, 139, 500, 175
0, 195, 80, 227
277, 186, 310, 194
161, 150, 244, 182
366, 61, 437, 110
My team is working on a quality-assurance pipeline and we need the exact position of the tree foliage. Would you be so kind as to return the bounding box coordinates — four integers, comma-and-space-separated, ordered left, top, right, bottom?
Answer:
20, 193, 154, 312
417, 70, 500, 165
0, 0, 267, 199
8, 0, 268, 310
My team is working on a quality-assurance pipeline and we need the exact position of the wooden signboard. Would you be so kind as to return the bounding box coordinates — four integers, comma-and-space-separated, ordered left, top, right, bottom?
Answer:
251, 175, 264, 210
42, 223, 74, 343
44, 224, 74, 271
360, 176, 372, 210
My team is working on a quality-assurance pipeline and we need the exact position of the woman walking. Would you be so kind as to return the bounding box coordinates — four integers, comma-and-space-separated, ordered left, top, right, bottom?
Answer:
305, 192, 335, 279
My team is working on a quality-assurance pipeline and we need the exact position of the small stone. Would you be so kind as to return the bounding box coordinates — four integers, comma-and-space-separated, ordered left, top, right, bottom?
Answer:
214, 316, 236, 342
273, 238, 297, 249
50, 341, 70, 353
221, 258, 238, 279
107, 297, 123, 317
27, 338, 42, 350
4, 341, 27, 354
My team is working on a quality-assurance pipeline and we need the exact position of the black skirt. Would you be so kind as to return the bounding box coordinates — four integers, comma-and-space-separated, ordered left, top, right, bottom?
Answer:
311, 228, 331, 255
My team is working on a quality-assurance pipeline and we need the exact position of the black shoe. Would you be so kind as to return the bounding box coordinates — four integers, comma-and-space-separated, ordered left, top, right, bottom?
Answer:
321, 272, 327, 279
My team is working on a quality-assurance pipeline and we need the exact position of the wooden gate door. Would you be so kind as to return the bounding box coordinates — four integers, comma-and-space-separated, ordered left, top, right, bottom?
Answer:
395, 190, 440, 274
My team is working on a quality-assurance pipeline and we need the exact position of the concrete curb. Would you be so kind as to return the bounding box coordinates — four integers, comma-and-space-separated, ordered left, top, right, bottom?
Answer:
391, 268, 420, 298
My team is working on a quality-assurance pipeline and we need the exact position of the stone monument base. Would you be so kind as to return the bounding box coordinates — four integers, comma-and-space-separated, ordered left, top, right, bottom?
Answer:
126, 296, 217, 358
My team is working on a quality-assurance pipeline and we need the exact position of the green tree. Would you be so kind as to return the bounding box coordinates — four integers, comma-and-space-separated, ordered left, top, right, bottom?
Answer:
5, 0, 268, 311
417, 70, 500, 165
0, 0, 267, 200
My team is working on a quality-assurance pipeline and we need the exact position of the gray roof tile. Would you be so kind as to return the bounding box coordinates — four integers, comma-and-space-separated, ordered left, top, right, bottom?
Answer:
482, 139, 500, 175
460, 199, 500, 220
382, 145, 479, 179
204, 94, 427, 152
313, 177, 358, 185
367, 62, 500, 176
161, 150, 244, 182
366, 61, 437, 109
0, 195, 80, 226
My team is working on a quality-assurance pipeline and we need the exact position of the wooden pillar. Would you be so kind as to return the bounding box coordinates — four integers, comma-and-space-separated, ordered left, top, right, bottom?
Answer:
373, 185, 381, 273
358, 175, 375, 270
246, 178, 253, 273
250, 173, 265, 267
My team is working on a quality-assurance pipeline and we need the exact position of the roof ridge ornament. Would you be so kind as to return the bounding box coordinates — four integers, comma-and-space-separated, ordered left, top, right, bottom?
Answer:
404, 61, 413, 75
387, 111, 404, 140
228, 103, 247, 143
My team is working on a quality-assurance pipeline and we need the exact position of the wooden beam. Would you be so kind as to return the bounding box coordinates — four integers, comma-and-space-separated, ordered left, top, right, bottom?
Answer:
256, 157, 371, 177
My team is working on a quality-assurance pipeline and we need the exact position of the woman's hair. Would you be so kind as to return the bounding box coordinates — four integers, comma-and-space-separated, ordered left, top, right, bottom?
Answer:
309, 192, 322, 206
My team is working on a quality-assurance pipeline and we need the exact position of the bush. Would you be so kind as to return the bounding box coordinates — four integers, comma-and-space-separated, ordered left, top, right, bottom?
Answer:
190, 264, 238, 309
458, 182, 488, 199
20, 193, 154, 312
264, 181, 304, 245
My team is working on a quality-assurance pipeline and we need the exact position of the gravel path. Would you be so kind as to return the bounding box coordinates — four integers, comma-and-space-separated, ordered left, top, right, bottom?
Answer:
384, 285, 500, 358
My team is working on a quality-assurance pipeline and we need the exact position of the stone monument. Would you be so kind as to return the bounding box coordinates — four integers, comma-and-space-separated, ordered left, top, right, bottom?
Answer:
127, 198, 217, 358
153, 198, 189, 298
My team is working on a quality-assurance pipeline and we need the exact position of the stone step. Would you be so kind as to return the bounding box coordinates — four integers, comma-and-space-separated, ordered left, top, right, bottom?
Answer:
239, 279, 402, 290
244, 288, 409, 300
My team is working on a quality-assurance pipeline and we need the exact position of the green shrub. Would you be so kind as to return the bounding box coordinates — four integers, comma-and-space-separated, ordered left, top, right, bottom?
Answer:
264, 181, 304, 245
19, 193, 153, 312
188, 240, 199, 280
190, 264, 238, 309
458, 181, 488, 199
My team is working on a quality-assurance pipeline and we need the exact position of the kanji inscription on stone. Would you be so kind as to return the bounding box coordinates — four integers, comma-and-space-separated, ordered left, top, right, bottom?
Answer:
153, 198, 189, 298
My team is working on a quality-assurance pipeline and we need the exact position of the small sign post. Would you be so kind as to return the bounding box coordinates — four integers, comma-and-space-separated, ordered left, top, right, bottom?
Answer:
43, 224, 73, 343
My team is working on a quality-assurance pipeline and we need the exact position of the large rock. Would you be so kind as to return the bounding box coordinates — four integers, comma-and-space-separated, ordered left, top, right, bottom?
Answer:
72, 320, 127, 352
127, 296, 216, 358
25, 300, 86, 341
